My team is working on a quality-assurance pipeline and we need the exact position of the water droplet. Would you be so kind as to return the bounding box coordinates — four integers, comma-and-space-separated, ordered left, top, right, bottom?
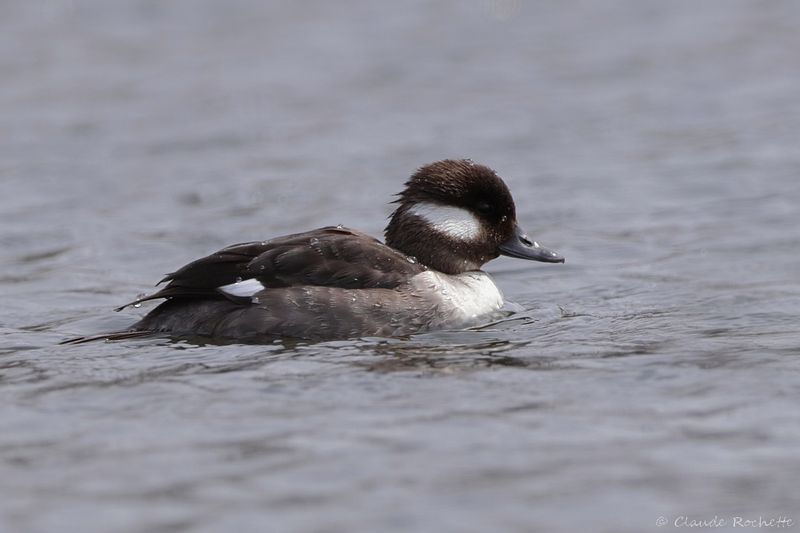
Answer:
259, 265, 266, 271
251, 296, 260, 304
351, 296, 357, 302
133, 303, 142, 308
406, 256, 417, 264
309, 237, 320, 246
235, 276, 243, 283
336, 224, 344, 229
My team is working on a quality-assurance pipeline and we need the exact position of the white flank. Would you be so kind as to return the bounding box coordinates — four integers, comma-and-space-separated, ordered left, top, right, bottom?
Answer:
218, 278, 265, 298
411, 270, 504, 322
409, 202, 483, 241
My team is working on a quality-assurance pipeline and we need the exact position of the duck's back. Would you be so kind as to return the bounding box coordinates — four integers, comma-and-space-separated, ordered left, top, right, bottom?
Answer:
128, 226, 440, 340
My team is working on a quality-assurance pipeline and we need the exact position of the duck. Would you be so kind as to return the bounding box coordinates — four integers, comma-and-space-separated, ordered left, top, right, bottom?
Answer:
82, 159, 564, 342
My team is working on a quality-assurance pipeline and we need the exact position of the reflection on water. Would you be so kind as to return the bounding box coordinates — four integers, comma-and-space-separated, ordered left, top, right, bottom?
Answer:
2, 0, 800, 531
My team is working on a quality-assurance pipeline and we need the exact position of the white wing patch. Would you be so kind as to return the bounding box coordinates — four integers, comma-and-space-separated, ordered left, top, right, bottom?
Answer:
409, 202, 483, 241
218, 278, 265, 298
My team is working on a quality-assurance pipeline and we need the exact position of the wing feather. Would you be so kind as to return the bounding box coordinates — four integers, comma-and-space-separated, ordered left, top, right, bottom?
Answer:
118, 227, 424, 310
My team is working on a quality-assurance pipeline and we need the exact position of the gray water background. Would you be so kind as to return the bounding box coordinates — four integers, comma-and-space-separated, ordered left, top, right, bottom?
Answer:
2, 1, 799, 532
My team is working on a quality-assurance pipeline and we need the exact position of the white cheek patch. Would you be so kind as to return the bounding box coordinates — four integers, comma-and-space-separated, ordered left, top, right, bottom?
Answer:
409, 202, 483, 241
218, 278, 265, 298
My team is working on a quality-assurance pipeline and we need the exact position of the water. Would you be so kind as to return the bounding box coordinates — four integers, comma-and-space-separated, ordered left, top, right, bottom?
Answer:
2, 1, 799, 531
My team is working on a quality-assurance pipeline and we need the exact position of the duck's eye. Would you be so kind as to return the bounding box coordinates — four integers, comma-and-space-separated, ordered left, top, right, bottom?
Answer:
475, 201, 493, 214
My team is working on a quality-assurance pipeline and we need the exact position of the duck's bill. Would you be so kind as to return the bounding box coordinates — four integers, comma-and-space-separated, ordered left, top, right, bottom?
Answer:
499, 225, 565, 263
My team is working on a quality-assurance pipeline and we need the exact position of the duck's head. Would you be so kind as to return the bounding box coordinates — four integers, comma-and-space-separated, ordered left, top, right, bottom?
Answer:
385, 159, 564, 274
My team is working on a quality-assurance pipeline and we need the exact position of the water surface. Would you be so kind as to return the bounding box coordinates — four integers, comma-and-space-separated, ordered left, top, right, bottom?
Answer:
2, 1, 799, 532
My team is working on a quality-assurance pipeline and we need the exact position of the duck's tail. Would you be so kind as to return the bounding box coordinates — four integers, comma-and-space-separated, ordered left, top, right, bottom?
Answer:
58, 330, 156, 345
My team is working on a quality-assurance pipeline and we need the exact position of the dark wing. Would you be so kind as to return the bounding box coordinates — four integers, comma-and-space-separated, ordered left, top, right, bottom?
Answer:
118, 226, 425, 310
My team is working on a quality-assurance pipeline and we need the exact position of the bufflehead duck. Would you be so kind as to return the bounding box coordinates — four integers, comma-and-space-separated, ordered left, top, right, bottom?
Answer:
107, 160, 564, 341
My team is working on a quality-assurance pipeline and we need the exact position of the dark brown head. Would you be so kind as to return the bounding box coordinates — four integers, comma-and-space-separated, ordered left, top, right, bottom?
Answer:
384, 159, 564, 274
